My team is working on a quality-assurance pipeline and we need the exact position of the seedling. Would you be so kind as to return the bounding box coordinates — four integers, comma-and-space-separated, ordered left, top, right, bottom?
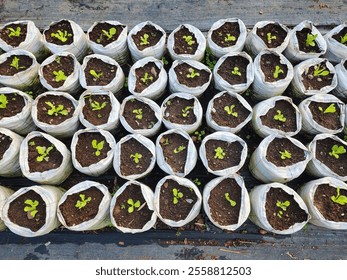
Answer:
329, 144, 346, 159
53, 70, 67, 82
130, 152, 142, 164
161, 56, 169, 65
75, 194, 92, 210
140, 33, 150, 45
193, 178, 201, 186
36, 145, 54, 162
318, 103, 336, 114
225, 193, 237, 207
140, 72, 153, 84
172, 188, 183, 204
97, 27, 117, 43
29, 141, 35, 146
123, 77, 128, 88
10, 56, 25, 70
91, 139, 104, 156
161, 137, 169, 146
45, 101, 68, 116
267, 32, 277, 44
0, 94, 8, 109
186, 68, 200, 78
330, 187, 347, 205
205, 47, 217, 70
173, 145, 186, 153
182, 106, 193, 117
273, 110, 286, 122
183, 35, 195, 46
231, 66, 241, 76
214, 147, 225, 159
340, 33, 347, 45
89, 69, 103, 79
51, 30, 72, 43
224, 33, 236, 42
306, 33, 318, 47
224, 105, 238, 117
273, 65, 284, 79
132, 108, 143, 120
194, 130, 205, 142
276, 200, 290, 218
279, 150, 291, 160
89, 98, 108, 111
127, 198, 141, 213
55, 56, 61, 64
313, 65, 330, 77
24, 199, 39, 219
7, 26, 21, 37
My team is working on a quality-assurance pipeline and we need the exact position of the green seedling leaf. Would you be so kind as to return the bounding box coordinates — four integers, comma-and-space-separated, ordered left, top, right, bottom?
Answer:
276, 200, 290, 218
51, 30, 72, 43
140, 72, 153, 84
36, 145, 54, 162
0, 94, 8, 109
132, 108, 143, 120
140, 33, 150, 45
183, 35, 195, 46
329, 144, 346, 159
89, 69, 103, 79
53, 70, 67, 82
90, 99, 108, 111
306, 33, 318, 47
214, 147, 225, 159
75, 194, 92, 209
130, 153, 142, 164
273, 65, 284, 79
205, 47, 217, 70
340, 33, 347, 44
331, 187, 347, 205
182, 106, 193, 117
279, 150, 291, 160
224, 105, 238, 117
186, 68, 200, 78
225, 192, 237, 207
173, 145, 186, 153
24, 199, 39, 219
231, 66, 241, 76
273, 110, 286, 122
127, 198, 141, 213
10, 56, 25, 70
7, 26, 21, 37
193, 178, 201, 186
45, 101, 68, 116
313, 64, 330, 77
267, 32, 276, 44
224, 33, 236, 42
172, 188, 183, 205
318, 103, 336, 114
91, 139, 104, 157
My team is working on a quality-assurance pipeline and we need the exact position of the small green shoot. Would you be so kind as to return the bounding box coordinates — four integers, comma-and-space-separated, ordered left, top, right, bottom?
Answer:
161, 56, 169, 65
140, 33, 150, 45
183, 35, 195, 46
123, 77, 128, 88
225, 193, 237, 207
51, 30, 72, 43
186, 68, 200, 78
127, 198, 141, 213
75, 194, 92, 210
329, 145, 346, 159
273, 65, 284, 79
273, 110, 286, 122
194, 130, 205, 142
10, 56, 25, 70
318, 103, 336, 114
313, 65, 330, 77
89, 69, 103, 79
306, 33, 318, 47
205, 47, 217, 70
97, 27, 117, 43
231, 66, 241, 76
161, 137, 169, 146
224, 105, 238, 117
53, 70, 67, 82
279, 150, 292, 160
276, 200, 290, 218
182, 106, 193, 117
45, 101, 68, 116
173, 145, 186, 154
214, 147, 225, 159
0, 94, 8, 109
55, 56, 61, 64
132, 108, 143, 120
24, 199, 39, 219
172, 188, 183, 204
224, 33, 236, 42
193, 178, 201, 186
91, 139, 104, 156
267, 32, 277, 44
340, 33, 347, 45
130, 153, 142, 164
140, 72, 153, 84
89, 99, 108, 111
36, 145, 54, 162
29, 141, 35, 146
331, 187, 347, 205
7, 26, 21, 37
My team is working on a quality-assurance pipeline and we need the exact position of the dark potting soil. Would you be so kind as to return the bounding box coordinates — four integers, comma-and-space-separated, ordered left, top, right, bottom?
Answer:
164, 97, 197, 125
308, 102, 342, 131
314, 184, 347, 222
7, 190, 46, 232
216, 56, 248, 85
0, 93, 25, 120
266, 137, 306, 167
134, 62, 160, 93
0, 133, 12, 160
36, 95, 75, 125
89, 22, 125, 47
122, 98, 158, 130
296, 28, 321, 53
265, 187, 308, 231
75, 132, 111, 167
173, 26, 198, 55
301, 62, 334, 91
59, 187, 104, 227
174, 62, 211, 88
315, 138, 347, 177
0, 23, 28, 47
0, 55, 33, 76
260, 53, 288, 83
208, 178, 242, 226
82, 94, 112, 126
28, 136, 63, 173
205, 139, 243, 171
159, 132, 189, 174
260, 100, 297, 133
42, 55, 75, 88
120, 138, 153, 176
211, 22, 240, 48
159, 179, 198, 222
256, 23, 288, 48
132, 24, 164, 51
44, 20, 74, 45
84, 57, 117, 86
113, 183, 154, 229
211, 92, 250, 128
332, 27, 347, 46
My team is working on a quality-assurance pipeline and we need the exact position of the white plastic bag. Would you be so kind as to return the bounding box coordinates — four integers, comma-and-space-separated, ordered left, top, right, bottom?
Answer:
57, 180, 111, 231
207, 18, 247, 58
298, 93, 345, 135
0, 186, 14, 231
71, 128, 116, 177
154, 175, 202, 228
249, 134, 311, 183
0, 128, 23, 177
19, 131, 73, 185
167, 24, 206, 62
334, 59, 347, 100
169, 59, 212, 98
203, 174, 250, 231
110, 180, 157, 233
206, 91, 253, 134
324, 23, 347, 64
199, 131, 248, 177
249, 183, 310, 235
2, 185, 64, 237
213, 52, 254, 94
128, 56, 167, 100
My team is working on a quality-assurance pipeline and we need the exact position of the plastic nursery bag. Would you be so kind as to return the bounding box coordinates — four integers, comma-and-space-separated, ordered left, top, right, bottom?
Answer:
0, 87, 36, 135
249, 134, 311, 183
127, 21, 166, 62
203, 174, 250, 231
57, 180, 112, 231
298, 177, 347, 230
128, 56, 167, 100
0, 186, 15, 231
169, 59, 212, 98
199, 131, 248, 177
110, 180, 157, 233
87, 21, 129, 65
120, 95, 162, 137
71, 128, 116, 177
2, 185, 64, 237
249, 183, 310, 235
167, 24, 206, 62
298, 93, 345, 135
252, 96, 302, 138
0, 128, 23, 177
252, 50, 294, 100
207, 18, 247, 58
334, 59, 347, 100
32, 91, 80, 139
155, 128, 197, 177
324, 23, 347, 64
19, 131, 73, 185
206, 90, 253, 134
213, 52, 254, 94
154, 175, 202, 228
